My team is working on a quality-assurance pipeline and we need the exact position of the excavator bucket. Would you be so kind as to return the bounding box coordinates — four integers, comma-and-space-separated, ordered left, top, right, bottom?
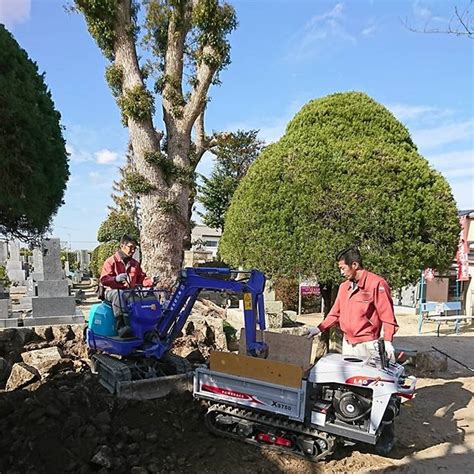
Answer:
91, 353, 193, 400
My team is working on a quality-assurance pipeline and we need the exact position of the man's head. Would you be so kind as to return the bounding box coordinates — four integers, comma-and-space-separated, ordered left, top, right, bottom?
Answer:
120, 235, 138, 257
337, 247, 364, 281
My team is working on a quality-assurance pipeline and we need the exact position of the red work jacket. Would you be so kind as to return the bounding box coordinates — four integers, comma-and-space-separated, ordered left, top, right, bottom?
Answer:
318, 270, 398, 344
100, 252, 153, 289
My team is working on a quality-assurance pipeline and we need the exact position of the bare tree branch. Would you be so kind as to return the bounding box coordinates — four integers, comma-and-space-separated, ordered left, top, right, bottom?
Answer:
402, 1, 473, 38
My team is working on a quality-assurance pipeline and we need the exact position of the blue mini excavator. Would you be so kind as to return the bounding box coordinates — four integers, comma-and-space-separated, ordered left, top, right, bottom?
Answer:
86, 267, 268, 395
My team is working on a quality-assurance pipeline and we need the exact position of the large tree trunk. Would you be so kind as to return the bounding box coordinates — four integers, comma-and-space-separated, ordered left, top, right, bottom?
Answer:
139, 138, 192, 287
107, 0, 224, 287
113, 1, 190, 287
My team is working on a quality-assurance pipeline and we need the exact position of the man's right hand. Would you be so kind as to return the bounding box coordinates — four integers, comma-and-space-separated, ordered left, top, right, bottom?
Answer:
304, 327, 321, 339
115, 273, 128, 283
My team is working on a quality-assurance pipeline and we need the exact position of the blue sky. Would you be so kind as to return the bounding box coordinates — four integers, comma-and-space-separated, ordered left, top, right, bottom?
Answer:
1, 0, 473, 250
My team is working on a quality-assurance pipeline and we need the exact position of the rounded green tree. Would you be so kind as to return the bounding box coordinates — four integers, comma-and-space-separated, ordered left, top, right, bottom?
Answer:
220, 92, 460, 294
97, 211, 139, 243
0, 25, 69, 239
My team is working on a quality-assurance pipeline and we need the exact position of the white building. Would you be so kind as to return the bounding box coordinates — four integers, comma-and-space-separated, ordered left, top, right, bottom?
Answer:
191, 224, 221, 258
183, 225, 222, 267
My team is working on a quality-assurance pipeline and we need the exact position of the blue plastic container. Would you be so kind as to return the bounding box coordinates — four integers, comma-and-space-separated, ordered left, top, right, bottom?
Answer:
88, 302, 117, 337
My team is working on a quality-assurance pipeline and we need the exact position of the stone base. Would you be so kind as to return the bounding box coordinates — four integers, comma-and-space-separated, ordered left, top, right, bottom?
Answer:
0, 318, 19, 328
265, 300, 284, 313
21, 314, 84, 327
31, 296, 76, 318
19, 296, 33, 306
0, 299, 10, 319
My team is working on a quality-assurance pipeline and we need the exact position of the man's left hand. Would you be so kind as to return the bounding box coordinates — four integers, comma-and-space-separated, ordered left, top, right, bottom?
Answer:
384, 341, 396, 362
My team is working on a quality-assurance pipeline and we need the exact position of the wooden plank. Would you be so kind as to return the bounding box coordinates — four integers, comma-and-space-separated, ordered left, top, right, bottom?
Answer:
239, 329, 313, 371
209, 351, 303, 388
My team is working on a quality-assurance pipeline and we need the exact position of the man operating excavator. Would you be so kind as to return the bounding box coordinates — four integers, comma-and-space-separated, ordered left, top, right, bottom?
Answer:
100, 234, 154, 337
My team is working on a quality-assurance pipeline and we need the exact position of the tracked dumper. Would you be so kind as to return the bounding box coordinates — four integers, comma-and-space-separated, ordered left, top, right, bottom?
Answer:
194, 339, 416, 461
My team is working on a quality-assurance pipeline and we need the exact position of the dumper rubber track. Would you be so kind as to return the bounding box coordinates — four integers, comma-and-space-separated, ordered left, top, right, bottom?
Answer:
205, 403, 335, 461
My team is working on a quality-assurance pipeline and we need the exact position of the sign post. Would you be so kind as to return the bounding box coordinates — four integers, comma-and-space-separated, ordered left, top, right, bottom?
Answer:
298, 279, 320, 316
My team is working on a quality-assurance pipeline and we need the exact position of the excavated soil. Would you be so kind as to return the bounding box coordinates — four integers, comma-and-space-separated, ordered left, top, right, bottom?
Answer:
1, 315, 473, 472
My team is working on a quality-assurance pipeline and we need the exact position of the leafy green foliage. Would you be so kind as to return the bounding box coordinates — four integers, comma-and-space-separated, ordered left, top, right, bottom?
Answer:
0, 26, 69, 240
199, 130, 264, 230
123, 171, 156, 195
97, 211, 140, 243
220, 92, 460, 289
60, 251, 78, 272
105, 63, 124, 97
74, 0, 118, 60
144, 0, 237, 94
118, 85, 155, 122
0, 266, 11, 289
144, 151, 194, 185
90, 241, 119, 278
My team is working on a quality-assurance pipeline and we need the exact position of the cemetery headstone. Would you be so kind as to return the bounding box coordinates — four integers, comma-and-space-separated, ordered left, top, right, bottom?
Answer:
27, 238, 83, 326
6, 241, 25, 284
0, 241, 8, 266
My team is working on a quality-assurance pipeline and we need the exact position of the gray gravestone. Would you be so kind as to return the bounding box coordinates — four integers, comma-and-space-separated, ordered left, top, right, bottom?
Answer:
31, 247, 44, 281
40, 239, 63, 280
78, 250, 90, 272
27, 238, 82, 325
0, 241, 8, 266
6, 241, 25, 284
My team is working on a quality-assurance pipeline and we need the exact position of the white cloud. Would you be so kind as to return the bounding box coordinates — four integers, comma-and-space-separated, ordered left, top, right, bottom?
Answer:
387, 104, 437, 121
0, 0, 31, 29
288, 2, 356, 61
95, 148, 119, 165
361, 24, 376, 37
412, 120, 474, 150
427, 150, 474, 172
385, 103, 455, 123
66, 144, 93, 163
413, 1, 432, 20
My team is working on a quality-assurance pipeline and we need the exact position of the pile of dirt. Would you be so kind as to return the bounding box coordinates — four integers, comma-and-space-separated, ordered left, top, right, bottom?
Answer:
0, 369, 315, 473
1, 322, 473, 473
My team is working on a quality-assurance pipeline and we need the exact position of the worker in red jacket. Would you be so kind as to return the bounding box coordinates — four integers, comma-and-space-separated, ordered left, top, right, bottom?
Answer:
306, 248, 398, 361
100, 234, 154, 337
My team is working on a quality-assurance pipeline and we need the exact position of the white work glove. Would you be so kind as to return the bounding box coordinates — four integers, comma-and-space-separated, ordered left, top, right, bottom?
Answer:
384, 341, 396, 362
304, 327, 321, 339
115, 273, 128, 283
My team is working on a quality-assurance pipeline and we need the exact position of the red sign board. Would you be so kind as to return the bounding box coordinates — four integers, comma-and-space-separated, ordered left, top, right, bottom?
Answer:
300, 283, 320, 296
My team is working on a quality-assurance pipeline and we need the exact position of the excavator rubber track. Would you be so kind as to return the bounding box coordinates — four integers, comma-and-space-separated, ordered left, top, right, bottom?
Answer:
205, 403, 336, 461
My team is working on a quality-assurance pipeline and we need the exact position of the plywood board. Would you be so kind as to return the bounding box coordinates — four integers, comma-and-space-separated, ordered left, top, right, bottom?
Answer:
239, 329, 313, 371
209, 351, 303, 388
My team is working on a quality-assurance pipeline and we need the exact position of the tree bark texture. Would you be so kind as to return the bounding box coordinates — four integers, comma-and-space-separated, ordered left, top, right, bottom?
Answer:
112, 0, 218, 288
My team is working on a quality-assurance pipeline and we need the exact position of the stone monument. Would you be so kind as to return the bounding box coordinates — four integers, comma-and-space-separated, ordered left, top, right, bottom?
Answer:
0, 241, 8, 266
26, 238, 83, 326
6, 241, 25, 284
